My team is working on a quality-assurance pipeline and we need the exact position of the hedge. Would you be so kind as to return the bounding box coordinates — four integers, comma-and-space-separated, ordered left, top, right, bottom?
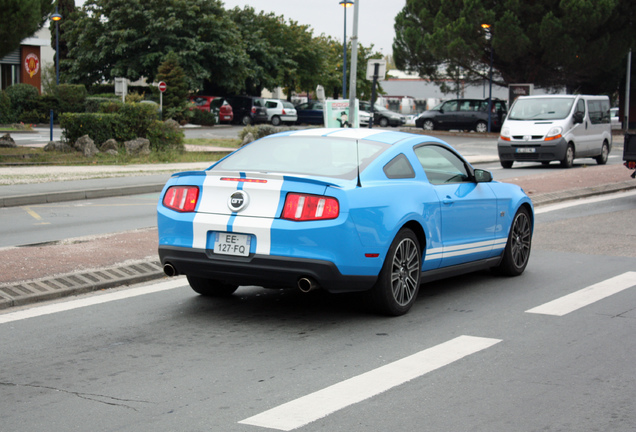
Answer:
60, 113, 120, 145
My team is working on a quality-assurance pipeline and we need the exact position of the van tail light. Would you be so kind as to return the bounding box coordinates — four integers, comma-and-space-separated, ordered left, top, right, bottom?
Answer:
163, 186, 199, 212
251, 107, 256, 114
282, 109, 287, 115
282, 193, 339, 221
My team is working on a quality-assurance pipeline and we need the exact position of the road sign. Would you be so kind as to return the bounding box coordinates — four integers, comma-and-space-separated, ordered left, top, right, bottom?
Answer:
366, 59, 387, 81
158, 81, 167, 93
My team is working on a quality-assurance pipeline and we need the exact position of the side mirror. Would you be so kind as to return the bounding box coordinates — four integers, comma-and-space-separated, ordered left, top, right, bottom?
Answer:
573, 112, 584, 124
474, 169, 493, 183
439, 108, 444, 114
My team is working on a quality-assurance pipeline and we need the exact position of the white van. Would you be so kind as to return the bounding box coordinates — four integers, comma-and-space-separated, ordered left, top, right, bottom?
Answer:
497, 95, 612, 168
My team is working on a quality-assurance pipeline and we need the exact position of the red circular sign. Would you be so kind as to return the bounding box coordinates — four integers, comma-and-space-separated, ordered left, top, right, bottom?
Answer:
158, 81, 167, 93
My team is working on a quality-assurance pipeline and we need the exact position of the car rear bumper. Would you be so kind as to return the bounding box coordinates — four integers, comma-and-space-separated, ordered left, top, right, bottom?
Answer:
159, 246, 377, 293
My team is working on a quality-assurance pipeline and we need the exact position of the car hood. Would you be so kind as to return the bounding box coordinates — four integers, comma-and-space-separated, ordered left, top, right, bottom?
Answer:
503, 119, 562, 135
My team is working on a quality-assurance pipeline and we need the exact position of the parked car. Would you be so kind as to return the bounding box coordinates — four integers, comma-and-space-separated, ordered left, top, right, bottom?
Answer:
157, 128, 533, 316
188, 95, 233, 124
610, 107, 621, 130
225, 96, 268, 125
359, 101, 407, 127
415, 99, 507, 132
295, 101, 324, 125
264, 99, 298, 126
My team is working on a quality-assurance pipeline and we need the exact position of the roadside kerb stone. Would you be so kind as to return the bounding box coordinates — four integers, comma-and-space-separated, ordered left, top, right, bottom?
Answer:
0, 259, 164, 310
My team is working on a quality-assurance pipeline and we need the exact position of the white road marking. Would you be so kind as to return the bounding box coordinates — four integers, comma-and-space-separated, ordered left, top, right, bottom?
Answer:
535, 190, 636, 214
526, 272, 636, 316
0, 278, 185, 324
239, 335, 501, 431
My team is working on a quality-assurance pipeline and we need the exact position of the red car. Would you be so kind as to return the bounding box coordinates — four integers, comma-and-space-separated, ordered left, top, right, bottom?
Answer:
188, 96, 234, 124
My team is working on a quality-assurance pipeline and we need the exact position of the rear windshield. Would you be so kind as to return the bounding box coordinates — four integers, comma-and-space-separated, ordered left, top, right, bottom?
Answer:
212, 136, 389, 180
508, 97, 575, 120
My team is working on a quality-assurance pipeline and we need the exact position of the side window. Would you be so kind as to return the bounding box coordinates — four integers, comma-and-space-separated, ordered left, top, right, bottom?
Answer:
298, 103, 309, 110
587, 100, 610, 124
575, 99, 585, 117
458, 100, 472, 111
265, 101, 276, 109
442, 101, 458, 112
315, 103, 323, 110
414, 145, 470, 185
383, 154, 415, 179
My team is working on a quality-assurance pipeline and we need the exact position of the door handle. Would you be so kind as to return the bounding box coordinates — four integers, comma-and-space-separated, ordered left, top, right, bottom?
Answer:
443, 196, 454, 205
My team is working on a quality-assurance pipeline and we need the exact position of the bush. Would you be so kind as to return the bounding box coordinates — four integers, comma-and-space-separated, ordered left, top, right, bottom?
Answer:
115, 103, 160, 141
190, 108, 216, 126
5, 84, 39, 120
56, 84, 88, 113
60, 112, 119, 145
147, 120, 185, 152
0, 90, 13, 124
238, 124, 290, 141
85, 97, 117, 113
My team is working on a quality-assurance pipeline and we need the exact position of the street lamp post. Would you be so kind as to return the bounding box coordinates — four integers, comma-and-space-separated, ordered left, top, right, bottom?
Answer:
51, 7, 62, 85
50, 7, 62, 141
481, 23, 493, 133
339, 0, 354, 99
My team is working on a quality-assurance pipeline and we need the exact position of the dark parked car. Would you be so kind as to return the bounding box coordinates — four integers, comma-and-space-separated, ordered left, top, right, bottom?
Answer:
295, 101, 325, 125
225, 96, 268, 125
415, 99, 507, 132
359, 101, 407, 127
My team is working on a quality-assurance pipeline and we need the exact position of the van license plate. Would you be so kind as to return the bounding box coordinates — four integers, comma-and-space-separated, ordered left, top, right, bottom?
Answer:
214, 232, 251, 256
516, 148, 536, 153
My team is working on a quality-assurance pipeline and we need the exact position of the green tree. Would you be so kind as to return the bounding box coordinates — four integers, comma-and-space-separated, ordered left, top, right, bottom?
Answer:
393, 0, 636, 94
156, 52, 189, 120
63, 0, 247, 91
0, 0, 54, 58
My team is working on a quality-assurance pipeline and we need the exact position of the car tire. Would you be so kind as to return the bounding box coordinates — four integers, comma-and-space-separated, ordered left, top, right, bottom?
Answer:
379, 117, 389, 128
475, 121, 488, 133
242, 115, 252, 126
422, 120, 434, 131
495, 207, 532, 276
595, 141, 609, 165
271, 116, 281, 126
187, 275, 238, 297
369, 228, 421, 316
560, 143, 574, 168
500, 160, 513, 169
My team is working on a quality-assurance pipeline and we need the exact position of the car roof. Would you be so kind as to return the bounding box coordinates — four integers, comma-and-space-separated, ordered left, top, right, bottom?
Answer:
263, 128, 445, 147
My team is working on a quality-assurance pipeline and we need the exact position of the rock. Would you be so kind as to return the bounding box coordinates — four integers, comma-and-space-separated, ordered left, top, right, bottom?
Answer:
124, 137, 151, 156
74, 135, 100, 157
100, 138, 119, 153
43, 141, 73, 152
241, 132, 255, 146
0, 133, 16, 148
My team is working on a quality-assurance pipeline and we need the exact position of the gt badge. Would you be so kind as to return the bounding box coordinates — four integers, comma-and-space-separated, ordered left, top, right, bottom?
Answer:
228, 190, 249, 212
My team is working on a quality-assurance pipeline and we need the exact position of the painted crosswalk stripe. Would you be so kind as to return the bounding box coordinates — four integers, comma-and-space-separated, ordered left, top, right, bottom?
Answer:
239, 335, 501, 431
526, 271, 636, 316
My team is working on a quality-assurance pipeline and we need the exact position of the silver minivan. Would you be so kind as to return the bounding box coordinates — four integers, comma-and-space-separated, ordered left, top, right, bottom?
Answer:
497, 95, 612, 168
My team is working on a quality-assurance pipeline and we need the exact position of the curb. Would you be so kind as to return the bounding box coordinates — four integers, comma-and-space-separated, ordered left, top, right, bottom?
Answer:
0, 259, 165, 310
1, 183, 165, 207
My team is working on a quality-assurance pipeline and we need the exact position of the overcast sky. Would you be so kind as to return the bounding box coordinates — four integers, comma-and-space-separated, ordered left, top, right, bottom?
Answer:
73, 0, 406, 55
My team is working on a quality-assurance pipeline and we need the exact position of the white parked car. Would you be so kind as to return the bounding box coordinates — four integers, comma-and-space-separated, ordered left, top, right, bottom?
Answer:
264, 99, 298, 126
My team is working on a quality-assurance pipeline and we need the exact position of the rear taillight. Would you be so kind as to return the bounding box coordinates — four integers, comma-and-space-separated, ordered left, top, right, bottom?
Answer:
282, 108, 286, 115
282, 193, 339, 221
163, 186, 199, 212
251, 107, 256, 114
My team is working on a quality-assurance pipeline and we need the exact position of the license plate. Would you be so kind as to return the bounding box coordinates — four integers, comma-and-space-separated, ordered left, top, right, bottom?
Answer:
516, 147, 536, 153
214, 232, 251, 257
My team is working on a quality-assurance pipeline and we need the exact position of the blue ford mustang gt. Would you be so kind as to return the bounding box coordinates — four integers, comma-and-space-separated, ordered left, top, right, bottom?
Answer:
158, 128, 533, 315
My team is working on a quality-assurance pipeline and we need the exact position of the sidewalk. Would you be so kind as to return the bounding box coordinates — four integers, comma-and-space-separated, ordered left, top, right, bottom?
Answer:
1, 159, 635, 311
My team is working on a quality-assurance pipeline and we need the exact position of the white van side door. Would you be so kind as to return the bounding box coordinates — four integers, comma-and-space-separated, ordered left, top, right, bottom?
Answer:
570, 98, 594, 156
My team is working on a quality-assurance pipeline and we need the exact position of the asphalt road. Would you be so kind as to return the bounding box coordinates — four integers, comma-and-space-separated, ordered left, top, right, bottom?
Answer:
1, 193, 635, 431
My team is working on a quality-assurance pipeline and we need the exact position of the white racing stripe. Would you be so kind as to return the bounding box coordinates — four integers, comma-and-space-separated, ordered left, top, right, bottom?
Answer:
526, 272, 636, 316
239, 335, 501, 431
0, 278, 186, 324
